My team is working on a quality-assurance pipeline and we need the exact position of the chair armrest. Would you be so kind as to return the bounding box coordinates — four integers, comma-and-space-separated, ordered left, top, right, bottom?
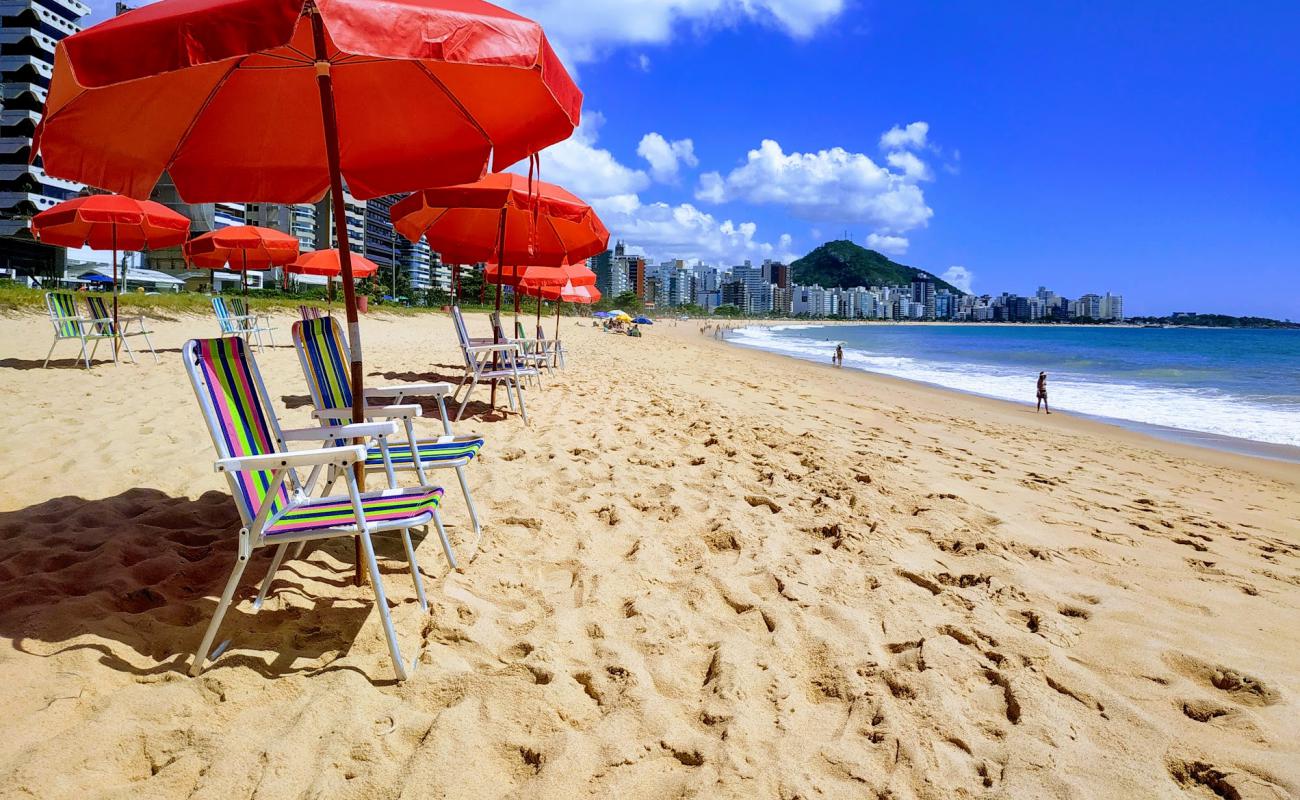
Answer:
313, 405, 421, 421
215, 445, 366, 472
465, 342, 521, 354
280, 420, 399, 441
365, 382, 455, 399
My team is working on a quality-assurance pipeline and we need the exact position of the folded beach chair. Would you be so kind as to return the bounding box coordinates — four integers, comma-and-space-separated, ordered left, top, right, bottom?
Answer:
183, 336, 452, 681
536, 323, 567, 369
42, 291, 115, 369
229, 297, 276, 348
84, 294, 159, 364
450, 305, 534, 423
292, 316, 485, 557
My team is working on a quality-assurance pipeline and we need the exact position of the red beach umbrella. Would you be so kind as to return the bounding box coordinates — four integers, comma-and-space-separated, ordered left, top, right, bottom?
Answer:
184, 225, 300, 293
286, 248, 379, 278
34, 0, 583, 528
31, 194, 190, 348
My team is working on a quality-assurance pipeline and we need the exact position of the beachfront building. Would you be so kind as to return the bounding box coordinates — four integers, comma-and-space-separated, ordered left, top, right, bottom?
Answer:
0, 0, 88, 277
911, 272, 937, 319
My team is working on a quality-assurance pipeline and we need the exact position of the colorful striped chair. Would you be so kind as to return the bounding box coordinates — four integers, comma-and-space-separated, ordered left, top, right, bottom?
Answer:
183, 336, 452, 681
42, 291, 115, 369
84, 294, 159, 364
291, 317, 485, 560
229, 297, 275, 347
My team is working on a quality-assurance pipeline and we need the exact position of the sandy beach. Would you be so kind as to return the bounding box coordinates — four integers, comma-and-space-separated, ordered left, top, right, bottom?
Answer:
1, 308, 1297, 799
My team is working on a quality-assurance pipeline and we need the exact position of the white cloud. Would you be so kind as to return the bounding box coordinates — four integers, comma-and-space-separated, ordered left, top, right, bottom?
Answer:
500, 0, 847, 63
941, 266, 974, 293
520, 111, 650, 198
694, 139, 934, 232
636, 53, 652, 72
885, 150, 932, 181
597, 196, 796, 265
636, 133, 699, 183
879, 121, 929, 151
866, 233, 909, 255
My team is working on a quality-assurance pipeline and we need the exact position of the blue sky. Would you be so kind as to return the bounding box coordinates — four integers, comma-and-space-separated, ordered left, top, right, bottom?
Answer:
82, 0, 1300, 317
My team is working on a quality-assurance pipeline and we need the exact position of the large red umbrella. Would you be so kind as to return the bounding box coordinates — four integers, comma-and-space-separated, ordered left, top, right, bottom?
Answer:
184, 225, 300, 293
31, 194, 190, 348
391, 173, 608, 305
286, 248, 378, 278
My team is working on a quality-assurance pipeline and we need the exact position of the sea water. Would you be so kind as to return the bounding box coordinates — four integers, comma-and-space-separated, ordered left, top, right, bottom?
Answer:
727, 324, 1300, 459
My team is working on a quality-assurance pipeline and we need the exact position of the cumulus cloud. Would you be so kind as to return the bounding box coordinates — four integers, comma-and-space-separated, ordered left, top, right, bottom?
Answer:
596, 196, 796, 265
866, 233, 909, 255
941, 266, 974, 293
879, 121, 929, 151
501, 0, 847, 63
636, 133, 699, 183
885, 150, 932, 181
516, 111, 650, 198
694, 139, 934, 233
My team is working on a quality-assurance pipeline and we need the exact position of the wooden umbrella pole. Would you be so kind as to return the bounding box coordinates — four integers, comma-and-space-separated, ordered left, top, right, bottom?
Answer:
556, 301, 562, 341
312, 7, 367, 586
111, 228, 120, 356
490, 207, 507, 410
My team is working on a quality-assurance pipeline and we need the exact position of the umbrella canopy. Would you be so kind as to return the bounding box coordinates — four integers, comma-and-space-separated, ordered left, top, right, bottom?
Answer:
527, 280, 600, 304
35, 0, 583, 202
184, 225, 300, 269
286, 248, 378, 278
391, 173, 609, 268
518, 263, 595, 291
633, 316, 654, 325
31, 194, 189, 346
30, 194, 190, 250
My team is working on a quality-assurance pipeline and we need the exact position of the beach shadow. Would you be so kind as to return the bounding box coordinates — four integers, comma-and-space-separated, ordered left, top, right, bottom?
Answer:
373, 368, 465, 384
0, 488, 428, 680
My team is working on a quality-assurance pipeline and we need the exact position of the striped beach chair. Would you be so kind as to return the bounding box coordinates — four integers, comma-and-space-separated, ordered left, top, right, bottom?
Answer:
230, 297, 275, 347
42, 291, 114, 369
183, 336, 453, 681
536, 323, 566, 369
514, 318, 555, 378
291, 316, 485, 559
299, 305, 324, 321
84, 294, 159, 364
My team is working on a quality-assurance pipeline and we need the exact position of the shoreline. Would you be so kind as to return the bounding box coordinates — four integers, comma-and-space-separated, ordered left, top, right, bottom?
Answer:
714, 321, 1300, 466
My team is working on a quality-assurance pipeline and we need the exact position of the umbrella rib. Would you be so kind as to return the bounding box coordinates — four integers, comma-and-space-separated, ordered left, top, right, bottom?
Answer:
159, 58, 244, 182
411, 61, 492, 148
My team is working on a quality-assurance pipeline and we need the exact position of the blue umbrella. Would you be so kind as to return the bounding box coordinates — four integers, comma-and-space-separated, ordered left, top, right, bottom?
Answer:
593, 311, 611, 318
80, 271, 114, 284
633, 316, 653, 324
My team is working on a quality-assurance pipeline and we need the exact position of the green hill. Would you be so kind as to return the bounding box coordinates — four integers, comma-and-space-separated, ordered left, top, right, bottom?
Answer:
790, 240, 964, 294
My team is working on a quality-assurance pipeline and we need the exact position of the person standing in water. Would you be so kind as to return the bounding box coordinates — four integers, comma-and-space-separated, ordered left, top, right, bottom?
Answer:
834, 344, 844, 367
1037, 371, 1050, 414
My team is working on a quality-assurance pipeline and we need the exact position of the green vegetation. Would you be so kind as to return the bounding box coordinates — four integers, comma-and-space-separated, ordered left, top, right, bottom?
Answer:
1127, 314, 1298, 329
791, 240, 964, 294
713, 304, 743, 318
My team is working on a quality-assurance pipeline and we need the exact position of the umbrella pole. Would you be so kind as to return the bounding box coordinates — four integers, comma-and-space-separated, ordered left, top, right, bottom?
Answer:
111, 229, 121, 357
490, 208, 507, 410
556, 301, 562, 342
312, 8, 367, 586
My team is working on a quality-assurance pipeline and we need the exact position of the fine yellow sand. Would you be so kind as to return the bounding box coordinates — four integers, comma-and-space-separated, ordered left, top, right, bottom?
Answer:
0, 309, 1297, 799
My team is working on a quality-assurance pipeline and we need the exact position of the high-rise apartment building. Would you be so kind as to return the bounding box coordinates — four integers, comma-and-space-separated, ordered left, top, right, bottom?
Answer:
0, 0, 88, 274
911, 272, 936, 320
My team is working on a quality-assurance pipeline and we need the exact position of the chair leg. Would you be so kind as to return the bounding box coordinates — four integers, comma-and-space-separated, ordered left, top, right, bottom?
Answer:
253, 543, 288, 611
143, 328, 160, 363
190, 543, 252, 676
120, 334, 138, 365
456, 379, 477, 421
79, 339, 92, 369
455, 465, 482, 554
42, 338, 59, 369
515, 379, 529, 424
357, 530, 410, 681
399, 526, 429, 610
430, 510, 457, 572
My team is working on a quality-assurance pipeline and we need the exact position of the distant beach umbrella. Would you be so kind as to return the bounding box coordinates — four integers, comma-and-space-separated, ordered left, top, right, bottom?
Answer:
633, 316, 653, 325
31, 194, 189, 349
184, 225, 300, 294
286, 248, 379, 279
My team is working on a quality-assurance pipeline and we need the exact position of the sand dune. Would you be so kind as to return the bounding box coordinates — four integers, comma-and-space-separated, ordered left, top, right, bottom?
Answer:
0, 309, 1297, 799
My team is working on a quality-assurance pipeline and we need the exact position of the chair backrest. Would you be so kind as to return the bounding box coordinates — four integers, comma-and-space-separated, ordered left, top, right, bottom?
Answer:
488, 312, 505, 342
299, 305, 322, 321
536, 324, 547, 342
84, 294, 115, 336
183, 337, 290, 525
450, 306, 475, 369
291, 317, 354, 447
229, 297, 249, 317
212, 296, 240, 334
45, 292, 83, 338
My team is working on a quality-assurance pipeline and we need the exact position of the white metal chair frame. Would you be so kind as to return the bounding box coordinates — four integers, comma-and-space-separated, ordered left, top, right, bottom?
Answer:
230, 297, 276, 348
212, 296, 273, 351
536, 323, 567, 369
85, 295, 159, 365
183, 337, 451, 681
450, 306, 535, 423
290, 318, 484, 564
42, 292, 116, 369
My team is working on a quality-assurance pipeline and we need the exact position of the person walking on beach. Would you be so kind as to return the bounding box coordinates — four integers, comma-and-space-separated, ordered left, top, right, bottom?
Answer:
1037, 371, 1050, 414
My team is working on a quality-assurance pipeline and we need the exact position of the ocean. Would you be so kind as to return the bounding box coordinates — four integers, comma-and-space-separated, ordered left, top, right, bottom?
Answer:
727, 324, 1300, 461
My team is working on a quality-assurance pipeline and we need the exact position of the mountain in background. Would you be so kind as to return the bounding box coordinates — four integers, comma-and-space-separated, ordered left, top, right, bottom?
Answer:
790, 240, 964, 295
